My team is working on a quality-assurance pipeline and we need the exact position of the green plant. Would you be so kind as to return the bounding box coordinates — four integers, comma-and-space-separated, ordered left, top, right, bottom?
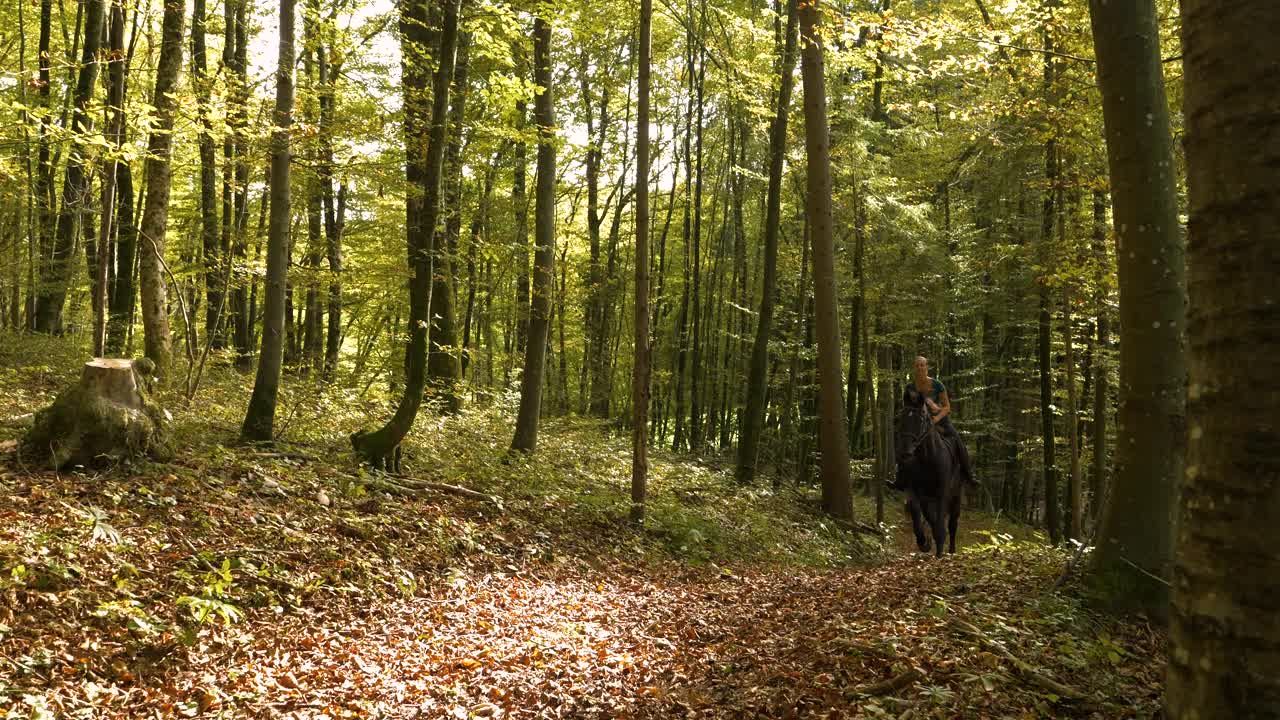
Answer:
177, 557, 242, 625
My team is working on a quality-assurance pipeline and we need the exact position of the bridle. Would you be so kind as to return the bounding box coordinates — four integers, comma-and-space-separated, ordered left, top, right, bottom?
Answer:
897, 404, 936, 463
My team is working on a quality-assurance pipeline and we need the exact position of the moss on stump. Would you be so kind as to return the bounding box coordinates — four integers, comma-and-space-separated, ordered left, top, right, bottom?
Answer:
21, 358, 172, 469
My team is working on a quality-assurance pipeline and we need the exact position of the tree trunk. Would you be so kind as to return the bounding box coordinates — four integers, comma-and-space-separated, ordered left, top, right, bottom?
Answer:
427, 28, 471, 411
1038, 17, 1060, 545
738, 0, 797, 484
193, 0, 222, 349
228, 0, 253, 370
97, 0, 129, 356
1090, 189, 1109, 524
513, 98, 530, 357
137, 0, 185, 376
799, 0, 853, 520
1064, 290, 1081, 541
352, 0, 459, 466
1167, 1, 1279, 715
688, 0, 707, 452
510, 15, 555, 453
463, 154, 500, 376
631, 0, 652, 522
32, 0, 53, 333
241, 0, 296, 441
37, 0, 105, 334
1084, 0, 1184, 620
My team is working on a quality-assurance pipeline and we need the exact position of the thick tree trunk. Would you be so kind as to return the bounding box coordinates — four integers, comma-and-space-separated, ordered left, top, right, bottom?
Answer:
737, 0, 797, 484
1167, 1, 1279, 716
799, 0, 853, 520
352, 0, 459, 466
137, 0, 186, 376
510, 15, 556, 453
1084, 0, 1184, 620
241, 0, 296, 441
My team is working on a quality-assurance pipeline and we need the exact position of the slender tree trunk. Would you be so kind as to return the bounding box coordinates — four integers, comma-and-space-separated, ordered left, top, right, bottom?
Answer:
799, 0, 853, 519
137, 0, 186, 376
427, 28, 471, 411
1038, 18, 1060, 545
513, 98, 530, 356
631, 0, 652, 522
1090, 189, 1109, 524
1064, 289, 1081, 541
510, 14, 556, 453
351, 0, 459, 465
738, 0, 797, 483
37, 0, 104, 334
1167, 2, 1279, 716
96, 0, 128, 355
192, 0, 222, 349
463, 154, 499, 375
688, 0, 707, 452
241, 0, 296, 440
1084, 0, 1184, 619
32, 0, 54, 332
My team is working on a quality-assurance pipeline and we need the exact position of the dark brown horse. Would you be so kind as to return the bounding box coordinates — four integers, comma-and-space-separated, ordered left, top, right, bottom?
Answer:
895, 387, 964, 557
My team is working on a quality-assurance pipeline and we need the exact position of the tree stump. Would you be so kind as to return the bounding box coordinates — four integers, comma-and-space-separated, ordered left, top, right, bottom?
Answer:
22, 358, 172, 469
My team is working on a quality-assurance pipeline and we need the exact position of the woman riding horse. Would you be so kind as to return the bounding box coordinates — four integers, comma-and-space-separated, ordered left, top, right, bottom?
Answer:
895, 355, 977, 490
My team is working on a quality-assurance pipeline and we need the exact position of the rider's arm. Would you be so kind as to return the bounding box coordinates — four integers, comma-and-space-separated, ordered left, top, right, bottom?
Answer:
933, 391, 952, 423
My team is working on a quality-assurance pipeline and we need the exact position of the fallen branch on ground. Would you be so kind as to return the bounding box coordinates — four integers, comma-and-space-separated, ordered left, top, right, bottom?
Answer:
362, 473, 500, 505
952, 618, 1092, 702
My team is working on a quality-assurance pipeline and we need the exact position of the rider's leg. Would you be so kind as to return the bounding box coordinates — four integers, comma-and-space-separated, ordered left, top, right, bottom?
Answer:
940, 417, 978, 488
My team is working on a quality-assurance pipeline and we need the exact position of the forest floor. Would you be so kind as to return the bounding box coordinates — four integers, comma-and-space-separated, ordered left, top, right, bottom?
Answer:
0, 337, 1165, 719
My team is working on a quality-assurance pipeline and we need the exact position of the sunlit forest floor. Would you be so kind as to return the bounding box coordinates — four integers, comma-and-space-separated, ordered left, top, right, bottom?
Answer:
0, 336, 1164, 719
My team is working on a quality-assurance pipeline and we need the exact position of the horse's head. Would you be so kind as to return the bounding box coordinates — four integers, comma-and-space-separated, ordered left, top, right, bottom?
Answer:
895, 387, 933, 465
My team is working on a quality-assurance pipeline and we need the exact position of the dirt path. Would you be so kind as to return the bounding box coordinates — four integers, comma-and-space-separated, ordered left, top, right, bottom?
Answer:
138, 544, 1157, 719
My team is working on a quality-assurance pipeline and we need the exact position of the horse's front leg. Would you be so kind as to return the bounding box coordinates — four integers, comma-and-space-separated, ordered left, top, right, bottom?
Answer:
948, 495, 961, 554
906, 493, 930, 553
930, 501, 946, 559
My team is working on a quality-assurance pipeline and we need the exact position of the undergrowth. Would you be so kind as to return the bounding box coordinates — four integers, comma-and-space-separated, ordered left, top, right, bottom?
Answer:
0, 334, 1164, 718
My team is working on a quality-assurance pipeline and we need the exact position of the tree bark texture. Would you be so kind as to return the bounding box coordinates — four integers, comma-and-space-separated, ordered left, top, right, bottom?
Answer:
1085, 0, 1185, 620
241, 0, 296, 441
631, 0, 652, 522
137, 0, 186, 376
798, 0, 853, 520
738, 0, 797, 484
352, 0, 459, 466
1167, 1, 1279, 716
510, 15, 556, 453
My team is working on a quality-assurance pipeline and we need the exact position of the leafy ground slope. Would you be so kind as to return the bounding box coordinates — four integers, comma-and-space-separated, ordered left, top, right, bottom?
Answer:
0, 338, 1164, 718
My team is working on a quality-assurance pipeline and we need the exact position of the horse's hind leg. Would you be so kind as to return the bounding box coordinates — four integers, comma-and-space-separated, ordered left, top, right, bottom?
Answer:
948, 496, 961, 554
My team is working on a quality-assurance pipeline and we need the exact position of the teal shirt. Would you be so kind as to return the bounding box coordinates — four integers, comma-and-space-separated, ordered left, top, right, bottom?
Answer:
927, 378, 945, 404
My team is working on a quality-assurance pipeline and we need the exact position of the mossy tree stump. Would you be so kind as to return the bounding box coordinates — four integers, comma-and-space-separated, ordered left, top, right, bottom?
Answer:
22, 358, 172, 469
